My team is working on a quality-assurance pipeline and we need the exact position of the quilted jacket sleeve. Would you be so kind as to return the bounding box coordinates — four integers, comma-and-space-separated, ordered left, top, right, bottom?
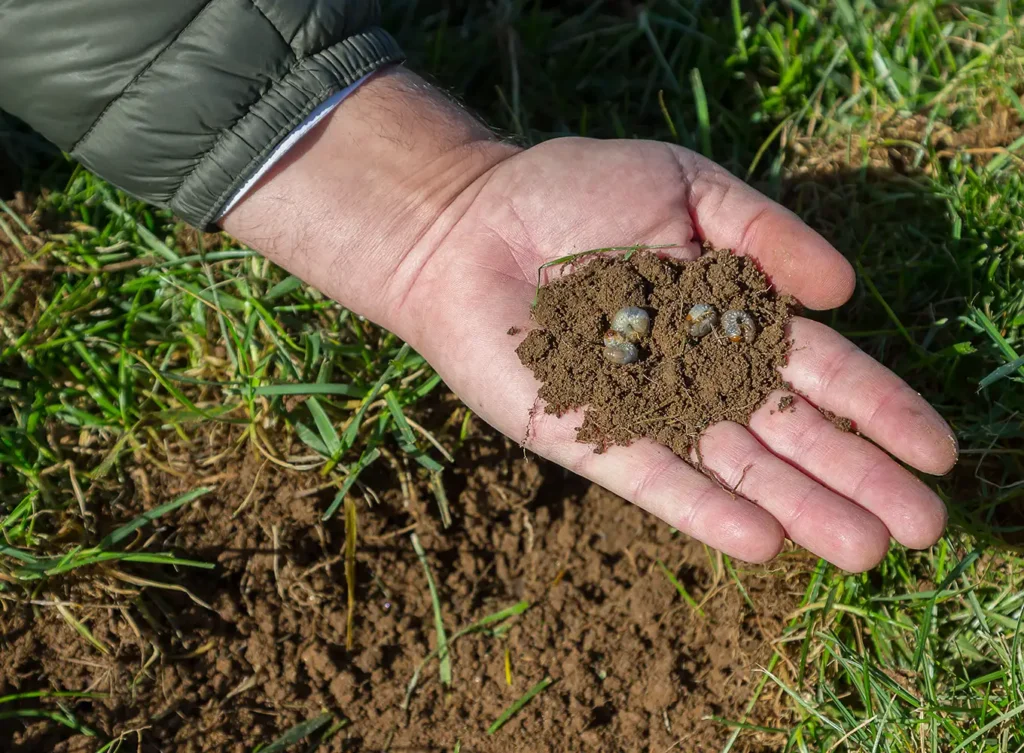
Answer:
0, 0, 403, 227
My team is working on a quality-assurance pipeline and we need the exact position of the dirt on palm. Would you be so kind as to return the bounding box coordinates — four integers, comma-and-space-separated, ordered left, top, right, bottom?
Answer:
0, 428, 805, 753
517, 248, 796, 459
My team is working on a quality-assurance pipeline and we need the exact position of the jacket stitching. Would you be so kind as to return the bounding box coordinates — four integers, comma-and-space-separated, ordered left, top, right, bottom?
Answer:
72, 0, 220, 154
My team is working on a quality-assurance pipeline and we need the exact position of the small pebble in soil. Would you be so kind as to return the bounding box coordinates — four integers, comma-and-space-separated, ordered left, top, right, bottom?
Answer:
721, 309, 758, 343
685, 303, 718, 338
610, 306, 650, 342
602, 330, 640, 365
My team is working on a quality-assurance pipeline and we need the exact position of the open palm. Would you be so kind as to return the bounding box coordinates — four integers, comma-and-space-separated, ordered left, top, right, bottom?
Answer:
387, 138, 956, 571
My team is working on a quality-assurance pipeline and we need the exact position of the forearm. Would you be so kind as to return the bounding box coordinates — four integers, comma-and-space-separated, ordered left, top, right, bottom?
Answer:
221, 68, 519, 332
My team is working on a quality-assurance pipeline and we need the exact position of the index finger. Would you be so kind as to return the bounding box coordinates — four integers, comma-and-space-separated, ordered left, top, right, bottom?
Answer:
675, 149, 856, 310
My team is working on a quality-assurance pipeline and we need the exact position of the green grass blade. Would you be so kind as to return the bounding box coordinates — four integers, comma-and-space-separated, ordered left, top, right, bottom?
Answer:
730, 0, 746, 60
402, 600, 530, 711
950, 701, 1024, 753
98, 487, 212, 549
857, 260, 920, 352
723, 556, 754, 611
101, 199, 178, 261
0, 690, 106, 704
263, 275, 304, 301
452, 601, 531, 637
978, 355, 1024, 391
258, 711, 333, 753
254, 383, 366, 398
339, 343, 411, 452
321, 447, 380, 521
657, 558, 705, 617
0, 709, 97, 736
971, 308, 1023, 367
55, 602, 110, 655
913, 549, 981, 670
429, 471, 452, 527
384, 389, 444, 474
295, 421, 329, 456
487, 676, 554, 735
344, 496, 357, 650
690, 68, 712, 158
411, 532, 452, 687
0, 197, 31, 234
0, 544, 41, 564
658, 90, 679, 142
307, 398, 341, 458
385, 390, 418, 447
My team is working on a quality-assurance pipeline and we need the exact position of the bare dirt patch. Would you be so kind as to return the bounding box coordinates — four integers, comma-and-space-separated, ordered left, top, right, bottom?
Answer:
788, 99, 1024, 176
1, 431, 804, 752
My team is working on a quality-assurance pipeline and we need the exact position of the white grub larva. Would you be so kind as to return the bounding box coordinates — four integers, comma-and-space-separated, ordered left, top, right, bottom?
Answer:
684, 303, 718, 338
610, 306, 650, 342
603, 330, 640, 365
721, 309, 757, 343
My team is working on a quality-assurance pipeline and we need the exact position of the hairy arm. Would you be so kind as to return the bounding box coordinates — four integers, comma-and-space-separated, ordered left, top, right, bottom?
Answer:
222, 67, 516, 330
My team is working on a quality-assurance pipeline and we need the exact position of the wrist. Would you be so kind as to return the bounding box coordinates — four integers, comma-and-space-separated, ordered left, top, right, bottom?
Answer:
221, 67, 518, 328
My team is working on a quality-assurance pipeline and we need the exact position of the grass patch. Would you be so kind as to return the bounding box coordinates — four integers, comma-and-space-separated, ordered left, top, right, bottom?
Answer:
0, 690, 102, 738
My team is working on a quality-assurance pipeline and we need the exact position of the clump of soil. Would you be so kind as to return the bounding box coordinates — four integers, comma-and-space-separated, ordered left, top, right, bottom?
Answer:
517, 247, 796, 458
821, 408, 853, 433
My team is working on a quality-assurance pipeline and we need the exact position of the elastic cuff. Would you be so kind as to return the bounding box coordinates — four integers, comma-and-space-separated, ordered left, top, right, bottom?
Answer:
174, 28, 403, 229
215, 71, 375, 221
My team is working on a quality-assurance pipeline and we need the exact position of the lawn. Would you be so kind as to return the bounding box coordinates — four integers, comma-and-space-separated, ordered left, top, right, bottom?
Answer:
2, 1, 1023, 751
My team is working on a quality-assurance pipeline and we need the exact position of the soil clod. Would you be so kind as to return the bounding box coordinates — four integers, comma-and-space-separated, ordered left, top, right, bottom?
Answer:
821, 408, 854, 433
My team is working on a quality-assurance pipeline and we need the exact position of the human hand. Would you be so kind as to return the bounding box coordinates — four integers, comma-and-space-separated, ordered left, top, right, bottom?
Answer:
225, 70, 957, 572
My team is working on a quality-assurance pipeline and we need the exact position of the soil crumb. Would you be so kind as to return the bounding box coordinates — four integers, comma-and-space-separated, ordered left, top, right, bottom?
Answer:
820, 408, 854, 433
517, 248, 797, 458
777, 394, 795, 413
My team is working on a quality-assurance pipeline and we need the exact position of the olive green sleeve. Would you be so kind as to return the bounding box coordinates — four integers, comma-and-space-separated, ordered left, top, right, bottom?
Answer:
0, 0, 403, 228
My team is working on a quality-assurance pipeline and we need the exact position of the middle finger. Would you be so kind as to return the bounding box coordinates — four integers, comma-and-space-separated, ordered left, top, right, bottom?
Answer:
697, 421, 892, 572
747, 391, 947, 550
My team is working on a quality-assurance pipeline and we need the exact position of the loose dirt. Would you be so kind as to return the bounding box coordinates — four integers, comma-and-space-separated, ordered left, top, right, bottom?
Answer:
820, 409, 853, 433
517, 248, 796, 459
789, 99, 1024, 176
1, 430, 804, 753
